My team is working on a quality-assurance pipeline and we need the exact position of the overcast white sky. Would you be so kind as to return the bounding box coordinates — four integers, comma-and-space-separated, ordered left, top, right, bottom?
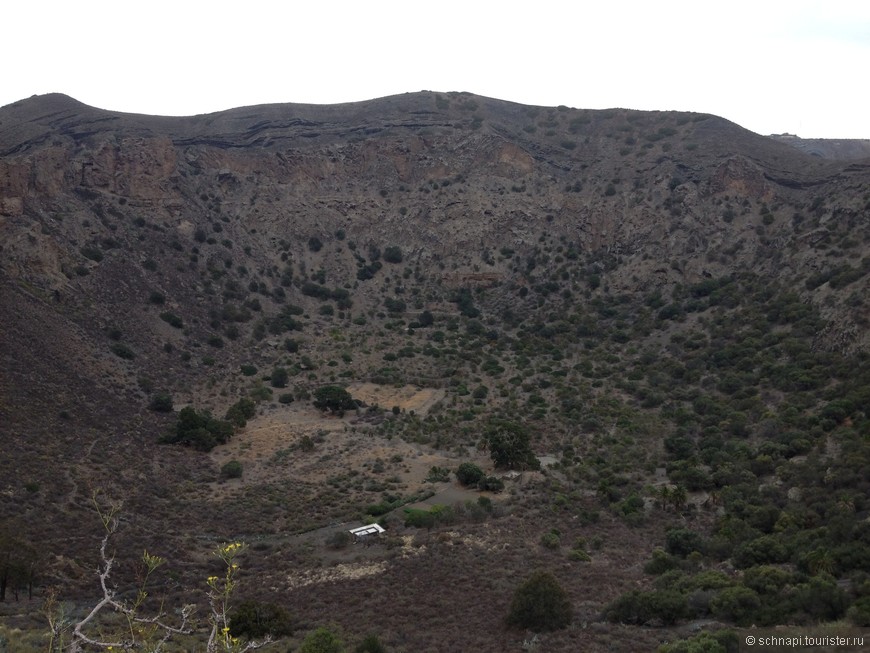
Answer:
4, 0, 868, 138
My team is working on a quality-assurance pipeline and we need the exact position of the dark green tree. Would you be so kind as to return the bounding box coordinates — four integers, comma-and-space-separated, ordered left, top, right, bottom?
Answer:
270, 367, 289, 388
507, 571, 572, 632
456, 462, 484, 486
148, 393, 174, 412
313, 386, 356, 413
485, 420, 540, 470
383, 246, 403, 264
163, 406, 234, 451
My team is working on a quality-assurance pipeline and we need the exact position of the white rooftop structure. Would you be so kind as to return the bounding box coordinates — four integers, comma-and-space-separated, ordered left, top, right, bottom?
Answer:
349, 523, 385, 538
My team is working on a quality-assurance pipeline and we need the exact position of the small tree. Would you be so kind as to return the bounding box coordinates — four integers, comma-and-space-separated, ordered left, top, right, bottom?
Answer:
456, 462, 484, 486
383, 246, 403, 264
485, 420, 540, 470
313, 386, 356, 413
148, 393, 174, 413
270, 368, 289, 389
225, 398, 256, 428
164, 407, 234, 451
507, 571, 572, 632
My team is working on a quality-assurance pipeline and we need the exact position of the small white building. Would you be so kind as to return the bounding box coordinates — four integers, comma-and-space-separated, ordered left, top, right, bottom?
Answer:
349, 523, 385, 543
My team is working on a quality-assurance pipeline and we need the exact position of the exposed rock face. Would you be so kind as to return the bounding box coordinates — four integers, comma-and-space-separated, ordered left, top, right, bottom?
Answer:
1, 92, 867, 327
710, 156, 770, 199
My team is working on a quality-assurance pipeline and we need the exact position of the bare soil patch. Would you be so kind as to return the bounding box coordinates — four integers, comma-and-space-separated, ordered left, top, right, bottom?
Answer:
206, 384, 486, 505
345, 382, 445, 415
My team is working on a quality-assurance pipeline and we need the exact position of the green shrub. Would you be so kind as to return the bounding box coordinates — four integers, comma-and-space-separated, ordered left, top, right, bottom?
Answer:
383, 246, 403, 264
404, 508, 434, 529
225, 398, 256, 427
162, 406, 234, 452
425, 466, 450, 482
299, 626, 344, 653
148, 393, 174, 412
848, 596, 870, 626
220, 460, 243, 479
456, 462, 485, 486
478, 476, 505, 492
240, 364, 258, 376
710, 586, 760, 626
313, 385, 356, 413
110, 343, 136, 359
657, 630, 737, 653
80, 246, 103, 262
742, 565, 794, 595
159, 311, 183, 328
792, 576, 847, 622
507, 571, 572, 632
326, 530, 352, 550
355, 634, 387, 653
666, 528, 705, 558
271, 367, 289, 388
540, 531, 561, 549
569, 548, 591, 562
605, 589, 687, 625
644, 548, 681, 575
384, 297, 406, 313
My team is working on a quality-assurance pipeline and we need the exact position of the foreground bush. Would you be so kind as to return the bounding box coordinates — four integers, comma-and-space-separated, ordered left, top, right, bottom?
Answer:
229, 600, 294, 639
46, 496, 273, 652
299, 626, 344, 653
